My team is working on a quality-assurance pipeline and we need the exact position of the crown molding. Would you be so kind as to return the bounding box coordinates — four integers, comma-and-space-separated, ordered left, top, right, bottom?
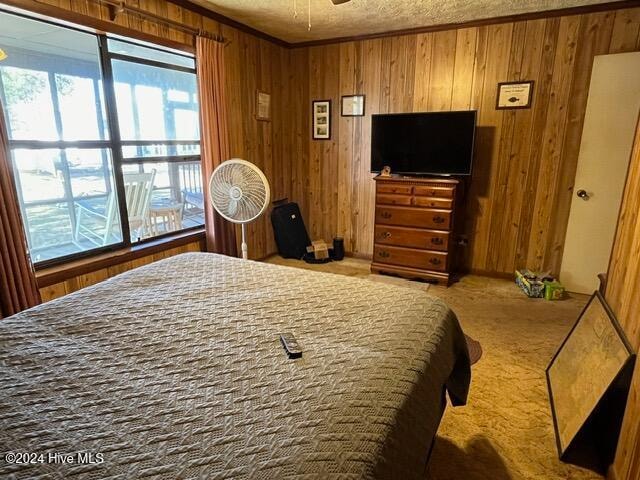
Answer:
168, 0, 290, 47
173, 0, 640, 49
291, 0, 640, 48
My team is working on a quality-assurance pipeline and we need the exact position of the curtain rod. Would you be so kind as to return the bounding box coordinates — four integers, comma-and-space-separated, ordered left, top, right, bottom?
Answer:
95, 0, 227, 44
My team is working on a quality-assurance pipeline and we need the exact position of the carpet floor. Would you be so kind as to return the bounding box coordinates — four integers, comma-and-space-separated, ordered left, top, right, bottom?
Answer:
265, 256, 602, 480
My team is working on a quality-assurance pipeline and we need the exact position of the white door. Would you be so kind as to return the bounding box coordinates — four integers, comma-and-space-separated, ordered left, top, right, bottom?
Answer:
560, 52, 640, 294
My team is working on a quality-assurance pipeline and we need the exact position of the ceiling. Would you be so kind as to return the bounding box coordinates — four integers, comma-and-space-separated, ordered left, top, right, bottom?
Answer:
0, 10, 98, 61
189, 0, 622, 43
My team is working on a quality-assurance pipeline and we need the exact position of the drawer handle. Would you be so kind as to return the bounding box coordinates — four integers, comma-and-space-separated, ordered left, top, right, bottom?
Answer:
378, 250, 390, 258
381, 211, 392, 219
430, 237, 444, 246
429, 258, 442, 266
433, 215, 445, 224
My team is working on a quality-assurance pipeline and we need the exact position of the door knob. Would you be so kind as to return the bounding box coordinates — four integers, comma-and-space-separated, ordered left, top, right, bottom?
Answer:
576, 189, 590, 200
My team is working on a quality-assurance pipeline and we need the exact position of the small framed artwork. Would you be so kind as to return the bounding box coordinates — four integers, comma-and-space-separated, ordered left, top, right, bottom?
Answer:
312, 100, 331, 140
546, 291, 636, 472
341, 94, 365, 116
256, 90, 271, 121
496, 81, 534, 109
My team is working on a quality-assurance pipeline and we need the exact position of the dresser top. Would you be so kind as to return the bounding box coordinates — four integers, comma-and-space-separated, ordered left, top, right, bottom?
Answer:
374, 175, 460, 185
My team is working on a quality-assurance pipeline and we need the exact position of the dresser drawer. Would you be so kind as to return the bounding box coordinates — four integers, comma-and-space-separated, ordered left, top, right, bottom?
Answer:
375, 206, 451, 230
374, 245, 448, 272
377, 194, 412, 206
377, 184, 412, 195
413, 185, 455, 198
374, 226, 449, 251
412, 196, 453, 209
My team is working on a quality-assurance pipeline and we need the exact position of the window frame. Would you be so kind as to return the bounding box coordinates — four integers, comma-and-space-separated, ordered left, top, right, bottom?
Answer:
0, 9, 203, 269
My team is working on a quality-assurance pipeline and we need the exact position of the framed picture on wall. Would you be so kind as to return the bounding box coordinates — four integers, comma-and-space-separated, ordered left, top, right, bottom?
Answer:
312, 100, 331, 140
341, 95, 365, 116
256, 90, 271, 121
496, 81, 534, 109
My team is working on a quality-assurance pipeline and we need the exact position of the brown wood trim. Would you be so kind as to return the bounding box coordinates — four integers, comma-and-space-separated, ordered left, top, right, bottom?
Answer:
254, 252, 280, 262
4, 0, 638, 51
467, 269, 515, 280
345, 251, 373, 261
0, 0, 196, 53
371, 261, 450, 283
292, 0, 640, 48
36, 228, 205, 287
168, 0, 290, 48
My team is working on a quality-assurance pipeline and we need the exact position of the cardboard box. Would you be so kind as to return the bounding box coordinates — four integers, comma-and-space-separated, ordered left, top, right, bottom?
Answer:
544, 280, 565, 300
306, 239, 329, 260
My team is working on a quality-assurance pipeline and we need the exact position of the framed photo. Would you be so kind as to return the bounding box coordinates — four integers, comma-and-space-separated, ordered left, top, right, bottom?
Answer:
546, 291, 635, 471
341, 94, 365, 116
312, 100, 331, 140
496, 81, 534, 109
256, 90, 271, 121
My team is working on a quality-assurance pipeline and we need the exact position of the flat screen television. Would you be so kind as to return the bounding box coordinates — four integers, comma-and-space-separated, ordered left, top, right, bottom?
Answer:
371, 110, 477, 176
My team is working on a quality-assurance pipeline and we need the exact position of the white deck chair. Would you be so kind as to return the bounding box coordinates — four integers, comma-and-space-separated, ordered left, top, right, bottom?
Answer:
74, 170, 156, 246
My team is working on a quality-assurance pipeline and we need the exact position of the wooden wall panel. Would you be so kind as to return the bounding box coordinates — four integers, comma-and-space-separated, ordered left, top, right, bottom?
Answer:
38, 240, 204, 301
606, 117, 640, 480
14, 0, 305, 261
301, 7, 640, 275
10, 4, 640, 479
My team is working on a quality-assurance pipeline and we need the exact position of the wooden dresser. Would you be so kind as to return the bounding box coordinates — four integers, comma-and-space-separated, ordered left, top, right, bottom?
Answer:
371, 175, 460, 285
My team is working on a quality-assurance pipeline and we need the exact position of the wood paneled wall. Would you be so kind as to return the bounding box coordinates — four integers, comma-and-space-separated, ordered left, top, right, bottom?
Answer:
606, 116, 640, 480
39, 239, 204, 301
9, 3, 640, 478
301, 7, 640, 275
11, 0, 307, 260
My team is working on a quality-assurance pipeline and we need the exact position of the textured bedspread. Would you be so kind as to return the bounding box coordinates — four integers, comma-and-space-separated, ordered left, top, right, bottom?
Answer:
0, 253, 470, 479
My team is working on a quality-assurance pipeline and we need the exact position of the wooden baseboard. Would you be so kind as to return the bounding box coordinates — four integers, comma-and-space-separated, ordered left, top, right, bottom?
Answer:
371, 261, 450, 284
347, 252, 515, 280
466, 269, 515, 280
345, 251, 373, 261
255, 252, 280, 262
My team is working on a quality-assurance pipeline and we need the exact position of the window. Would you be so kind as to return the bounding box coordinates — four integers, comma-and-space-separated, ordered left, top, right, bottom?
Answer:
0, 11, 204, 265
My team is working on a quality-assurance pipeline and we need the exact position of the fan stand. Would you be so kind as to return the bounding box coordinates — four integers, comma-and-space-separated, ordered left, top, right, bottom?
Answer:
241, 224, 248, 260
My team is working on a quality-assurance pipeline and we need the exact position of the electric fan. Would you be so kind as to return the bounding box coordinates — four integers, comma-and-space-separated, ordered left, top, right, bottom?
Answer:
208, 159, 270, 260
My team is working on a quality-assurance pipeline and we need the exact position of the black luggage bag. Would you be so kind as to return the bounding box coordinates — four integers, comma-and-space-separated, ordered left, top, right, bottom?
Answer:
271, 202, 311, 259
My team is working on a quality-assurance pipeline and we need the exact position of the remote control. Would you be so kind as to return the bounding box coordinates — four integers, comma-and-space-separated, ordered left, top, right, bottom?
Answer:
280, 333, 302, 359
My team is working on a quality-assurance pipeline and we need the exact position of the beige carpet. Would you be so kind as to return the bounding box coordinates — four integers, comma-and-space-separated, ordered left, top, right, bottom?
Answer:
266, 256, 431, 292
264, 256, 602, 480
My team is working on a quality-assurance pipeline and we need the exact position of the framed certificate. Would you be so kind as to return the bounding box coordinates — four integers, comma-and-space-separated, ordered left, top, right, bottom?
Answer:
496, 81, 534, 109
341, 95, 365, 116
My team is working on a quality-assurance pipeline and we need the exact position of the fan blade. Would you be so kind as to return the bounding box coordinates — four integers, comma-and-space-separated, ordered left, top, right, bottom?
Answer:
331, 0, 351, 4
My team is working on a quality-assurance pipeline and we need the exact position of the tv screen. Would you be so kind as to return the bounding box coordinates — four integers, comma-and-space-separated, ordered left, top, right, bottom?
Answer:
371, 110, 476, 176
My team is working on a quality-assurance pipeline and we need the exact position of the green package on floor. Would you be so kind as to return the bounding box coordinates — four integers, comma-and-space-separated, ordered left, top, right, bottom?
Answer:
544, 280, 564, 300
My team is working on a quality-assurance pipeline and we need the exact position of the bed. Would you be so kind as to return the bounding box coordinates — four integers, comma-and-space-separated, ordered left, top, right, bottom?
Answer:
0, 252, 470, 479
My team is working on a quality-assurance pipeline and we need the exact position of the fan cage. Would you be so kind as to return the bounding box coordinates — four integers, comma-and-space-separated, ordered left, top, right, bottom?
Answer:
208, 159, 271, 224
